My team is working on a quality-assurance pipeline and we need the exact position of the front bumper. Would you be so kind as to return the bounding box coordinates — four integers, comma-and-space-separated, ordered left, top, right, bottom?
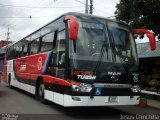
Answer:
64, 95, 140, 107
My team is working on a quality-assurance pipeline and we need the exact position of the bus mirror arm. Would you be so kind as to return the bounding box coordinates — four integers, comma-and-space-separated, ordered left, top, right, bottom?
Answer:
134, 29, 156, 51
59, 53, 65, 66
64, 15, 79, 41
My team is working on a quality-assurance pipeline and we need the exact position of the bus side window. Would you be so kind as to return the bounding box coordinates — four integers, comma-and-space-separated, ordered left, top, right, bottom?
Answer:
15, 46, 19, 58
9, 46, 14, 60
46, 30, 66, 78
21, 45, 24, 57
15, 43, 22, 58
20, 39, 29, 57
22, 44, 28, 57
11, 45, 16, 59
6, 48, 9, 60
19, 45, 23, 58
41, 32, 55, 52
30, 39, 39, 55
53, 30, 66, 78
39, 37, 42, 52
46, 31, 57, 76
27, 43, 31, 55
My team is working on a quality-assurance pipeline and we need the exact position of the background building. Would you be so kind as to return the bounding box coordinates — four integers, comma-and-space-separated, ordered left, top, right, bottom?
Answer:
0, 40, 12, 48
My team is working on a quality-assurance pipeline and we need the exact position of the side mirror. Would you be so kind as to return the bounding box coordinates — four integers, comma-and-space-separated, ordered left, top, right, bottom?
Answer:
134, 29, 156, 51
64, 15, 79, 40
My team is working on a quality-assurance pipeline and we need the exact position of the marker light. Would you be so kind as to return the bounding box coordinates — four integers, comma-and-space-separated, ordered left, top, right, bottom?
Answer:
131, 85, 141, 93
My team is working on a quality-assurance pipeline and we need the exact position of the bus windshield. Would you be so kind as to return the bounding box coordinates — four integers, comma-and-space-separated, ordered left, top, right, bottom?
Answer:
108, 21, 138, 64
69, 19, 138, 73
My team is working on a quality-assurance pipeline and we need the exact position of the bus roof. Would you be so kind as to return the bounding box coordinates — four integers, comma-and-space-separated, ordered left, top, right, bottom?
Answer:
11, 12, 129, 46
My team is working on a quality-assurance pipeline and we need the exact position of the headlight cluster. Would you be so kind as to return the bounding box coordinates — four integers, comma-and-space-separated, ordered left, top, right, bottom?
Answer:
131, 85, 141, 93
71, 83, 93, 93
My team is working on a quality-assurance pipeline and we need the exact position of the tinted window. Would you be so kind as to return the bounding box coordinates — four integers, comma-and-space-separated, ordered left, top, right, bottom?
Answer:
30, 39, 39, 54
53, 30, 66, 78
56, 30, 65, 52
41, 32, 54, 52
108, 21, 138, 63
21, 39, 29, 57
14, 42, 22, 58
6, 48, 11, 60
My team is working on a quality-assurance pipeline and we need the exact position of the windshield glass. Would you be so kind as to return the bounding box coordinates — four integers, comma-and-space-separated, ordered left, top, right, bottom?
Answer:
75, 21, 108, 57
69, 20, 111, 69
69, 18, 138, 73
108, 21, 138, 64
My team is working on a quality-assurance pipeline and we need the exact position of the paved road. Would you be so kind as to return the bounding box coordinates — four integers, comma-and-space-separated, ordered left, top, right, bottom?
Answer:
0, 82, 159, 120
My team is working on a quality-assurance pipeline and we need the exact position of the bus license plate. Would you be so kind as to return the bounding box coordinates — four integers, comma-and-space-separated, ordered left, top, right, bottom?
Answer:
108, 96, 118, 103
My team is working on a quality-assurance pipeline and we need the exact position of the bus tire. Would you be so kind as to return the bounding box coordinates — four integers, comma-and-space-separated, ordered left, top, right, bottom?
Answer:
38, 80, 47, 104
8, 74, 13, 89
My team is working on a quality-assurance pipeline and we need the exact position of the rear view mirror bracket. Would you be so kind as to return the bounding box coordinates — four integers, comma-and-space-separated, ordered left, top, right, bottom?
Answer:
134, 29, 156, 51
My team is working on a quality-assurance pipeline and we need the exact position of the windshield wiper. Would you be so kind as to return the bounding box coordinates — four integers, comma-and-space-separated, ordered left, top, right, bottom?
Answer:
109, 32, 129, 73
93, 41, 108, 74
115, 49, 129, 73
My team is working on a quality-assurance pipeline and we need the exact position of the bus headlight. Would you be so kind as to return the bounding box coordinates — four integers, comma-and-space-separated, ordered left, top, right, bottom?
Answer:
80, 83, 92, 93
72, 85, 80, 92
131, 85, 141, 93
71, 83, 92, 93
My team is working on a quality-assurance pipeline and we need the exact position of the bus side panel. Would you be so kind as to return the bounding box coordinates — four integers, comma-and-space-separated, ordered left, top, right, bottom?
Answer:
13, 52, 49, 85
42, 75, 71, 92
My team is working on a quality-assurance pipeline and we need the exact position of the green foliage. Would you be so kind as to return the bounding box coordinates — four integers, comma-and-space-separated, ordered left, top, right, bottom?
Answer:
115, 0, 160, 37
148, 79, 160, 88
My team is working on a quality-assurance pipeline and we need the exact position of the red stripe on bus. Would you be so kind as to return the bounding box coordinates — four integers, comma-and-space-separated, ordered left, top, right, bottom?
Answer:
42, 75, 71, 87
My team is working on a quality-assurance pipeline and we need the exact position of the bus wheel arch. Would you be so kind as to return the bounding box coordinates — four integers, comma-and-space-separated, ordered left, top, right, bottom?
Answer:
36, 77, 47, 104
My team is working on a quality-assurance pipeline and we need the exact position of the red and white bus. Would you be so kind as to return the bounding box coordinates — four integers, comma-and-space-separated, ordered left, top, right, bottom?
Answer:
3, 12, 156, 107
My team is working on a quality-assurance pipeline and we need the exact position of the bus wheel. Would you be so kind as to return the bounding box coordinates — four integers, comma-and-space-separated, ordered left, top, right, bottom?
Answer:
38, 81, 47, 104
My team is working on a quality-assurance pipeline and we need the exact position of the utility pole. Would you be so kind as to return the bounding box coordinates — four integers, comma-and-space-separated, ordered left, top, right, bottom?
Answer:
90, 0, 93, 14
85, 0, 89, 14
6, 28, 11, 47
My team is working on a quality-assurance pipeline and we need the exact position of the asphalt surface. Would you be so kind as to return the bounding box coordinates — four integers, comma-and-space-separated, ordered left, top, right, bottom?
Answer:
0, 81, 159, 120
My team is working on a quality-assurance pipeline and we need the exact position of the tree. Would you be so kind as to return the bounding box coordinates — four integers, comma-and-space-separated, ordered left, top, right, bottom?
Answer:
115, 0, 160, 38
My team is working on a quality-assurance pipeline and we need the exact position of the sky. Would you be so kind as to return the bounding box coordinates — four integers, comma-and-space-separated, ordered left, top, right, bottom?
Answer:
0, 0, 119, 41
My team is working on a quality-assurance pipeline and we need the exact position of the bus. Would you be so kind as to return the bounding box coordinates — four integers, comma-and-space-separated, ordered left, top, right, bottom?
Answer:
3, 12, 156, 107
0, 43, 13, 82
